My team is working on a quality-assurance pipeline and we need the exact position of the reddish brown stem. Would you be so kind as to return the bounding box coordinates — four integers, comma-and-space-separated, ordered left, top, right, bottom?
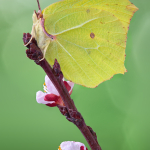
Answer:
36, 59, 77, 110
23, 33, 102, 150
37, 59, 102, 150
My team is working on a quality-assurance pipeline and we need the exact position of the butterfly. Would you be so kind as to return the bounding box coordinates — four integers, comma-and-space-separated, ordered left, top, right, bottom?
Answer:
31, 0, 138, 88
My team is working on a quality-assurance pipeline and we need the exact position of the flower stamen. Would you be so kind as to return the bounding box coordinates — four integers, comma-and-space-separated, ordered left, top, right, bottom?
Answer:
43, 83, 48, 93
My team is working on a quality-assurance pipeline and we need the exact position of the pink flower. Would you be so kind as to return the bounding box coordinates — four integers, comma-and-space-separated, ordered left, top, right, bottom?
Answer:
36, 75, 74, 107
58, 141, 88, 150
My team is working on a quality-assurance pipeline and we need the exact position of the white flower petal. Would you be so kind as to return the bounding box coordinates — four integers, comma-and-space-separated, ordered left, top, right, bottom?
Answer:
45, 75, 59, 96
60, 141, 86, 150
44, 75, 74, 96
67, 81, 74, 93
36, 91, 55, 105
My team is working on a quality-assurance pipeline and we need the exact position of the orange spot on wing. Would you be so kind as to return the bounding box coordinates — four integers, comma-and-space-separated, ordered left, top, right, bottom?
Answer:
86, 9, 90, 13
90, 33, 95, 39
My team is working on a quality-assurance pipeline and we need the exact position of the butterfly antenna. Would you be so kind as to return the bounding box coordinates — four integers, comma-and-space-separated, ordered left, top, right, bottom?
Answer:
36, 0, 43, 19
37, 0, 41, 11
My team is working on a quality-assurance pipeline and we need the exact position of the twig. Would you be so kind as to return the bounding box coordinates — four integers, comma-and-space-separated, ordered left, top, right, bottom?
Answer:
23, 33, 102, 150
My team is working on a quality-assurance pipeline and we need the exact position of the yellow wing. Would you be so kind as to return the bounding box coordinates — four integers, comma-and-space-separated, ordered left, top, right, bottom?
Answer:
43, 0, 138, 31
42, 0, 138, 88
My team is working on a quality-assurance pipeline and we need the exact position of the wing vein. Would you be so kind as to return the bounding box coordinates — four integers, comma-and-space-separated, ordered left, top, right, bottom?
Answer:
54, 15, 112, 35
57, 37, 119, 77
56, 40, 94, 83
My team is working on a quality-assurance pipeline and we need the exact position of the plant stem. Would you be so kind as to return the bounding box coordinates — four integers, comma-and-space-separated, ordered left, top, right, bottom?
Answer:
23, 33, 102, 150
37, 59, 76, 110
37, 59, 102, 150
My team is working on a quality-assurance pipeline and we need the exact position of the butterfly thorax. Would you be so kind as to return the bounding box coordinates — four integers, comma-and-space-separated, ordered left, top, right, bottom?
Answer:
31, 12, 51, 57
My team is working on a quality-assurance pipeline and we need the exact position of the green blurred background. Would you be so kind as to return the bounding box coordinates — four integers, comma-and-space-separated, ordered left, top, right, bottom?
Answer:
0, 0, 150, 150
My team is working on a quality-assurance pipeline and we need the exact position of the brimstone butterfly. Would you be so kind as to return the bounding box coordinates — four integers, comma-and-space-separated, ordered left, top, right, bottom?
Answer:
31, 0, 138, 88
